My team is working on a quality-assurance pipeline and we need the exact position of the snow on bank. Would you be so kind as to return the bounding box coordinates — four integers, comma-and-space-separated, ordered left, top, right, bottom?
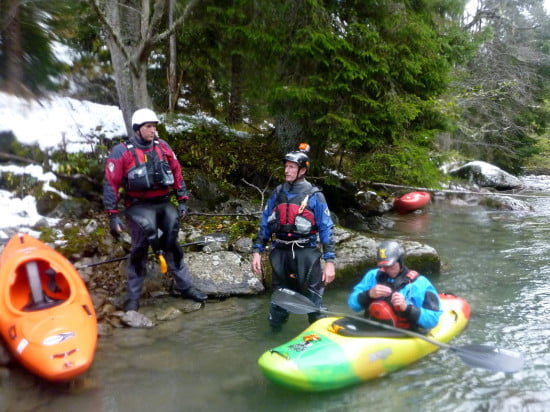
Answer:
0, 191, 56, 239
0, 92, 126, 152
0, 92, 126, 233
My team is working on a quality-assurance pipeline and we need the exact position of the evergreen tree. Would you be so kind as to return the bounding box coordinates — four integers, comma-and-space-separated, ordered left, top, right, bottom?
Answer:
452, 0, 550, 173
0, 0, 65, 95
267, 0, 473, 185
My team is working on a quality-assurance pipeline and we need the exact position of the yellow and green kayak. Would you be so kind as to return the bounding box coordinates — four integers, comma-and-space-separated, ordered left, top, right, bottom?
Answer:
258, 293, 470, 392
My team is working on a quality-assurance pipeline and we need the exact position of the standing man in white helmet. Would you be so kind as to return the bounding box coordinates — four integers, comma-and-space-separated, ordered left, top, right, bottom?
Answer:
103, 108, 207, 312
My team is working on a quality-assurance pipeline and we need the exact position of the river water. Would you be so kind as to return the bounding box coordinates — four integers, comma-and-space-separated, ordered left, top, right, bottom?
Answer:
2, 177, 550, 412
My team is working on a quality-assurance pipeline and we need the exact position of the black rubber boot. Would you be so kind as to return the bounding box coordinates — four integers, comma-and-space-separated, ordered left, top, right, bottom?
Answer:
124, 299, 140, 312
181, 287, 208, 302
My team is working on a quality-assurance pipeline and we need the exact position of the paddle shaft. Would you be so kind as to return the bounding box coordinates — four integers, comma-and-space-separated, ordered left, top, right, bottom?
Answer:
271, 288, 524, 373
75, 234, 227, 269
292, 299, 450, 350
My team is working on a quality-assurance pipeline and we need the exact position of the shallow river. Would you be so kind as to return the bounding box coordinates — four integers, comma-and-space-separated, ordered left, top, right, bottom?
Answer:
2, 177, 550, 412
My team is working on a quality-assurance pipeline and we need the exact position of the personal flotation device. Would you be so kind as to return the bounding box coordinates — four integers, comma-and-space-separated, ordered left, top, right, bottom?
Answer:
368, 270, 420, 329
124, 140, 174, 192
267, 185, 321, 237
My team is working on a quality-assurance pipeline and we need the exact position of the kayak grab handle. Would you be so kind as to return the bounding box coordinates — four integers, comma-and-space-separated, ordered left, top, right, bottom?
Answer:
269, 350, 290, 360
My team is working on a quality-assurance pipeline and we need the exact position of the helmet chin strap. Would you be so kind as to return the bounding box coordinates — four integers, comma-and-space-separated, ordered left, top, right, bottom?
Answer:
290, 167, 306, 185
135, 128, 152, 145
136, 132, 147, 145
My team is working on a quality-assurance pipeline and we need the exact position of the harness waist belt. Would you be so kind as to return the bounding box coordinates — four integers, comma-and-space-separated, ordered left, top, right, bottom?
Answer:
274, 237, 311, 249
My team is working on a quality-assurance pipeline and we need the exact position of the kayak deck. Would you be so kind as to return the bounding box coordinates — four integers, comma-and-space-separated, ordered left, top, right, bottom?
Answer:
0, 233, 98, 381
258, 294, 470, 391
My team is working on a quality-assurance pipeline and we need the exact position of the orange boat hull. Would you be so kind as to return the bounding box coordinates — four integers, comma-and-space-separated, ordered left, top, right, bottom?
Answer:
394, 191, 431, 214
0, 233, 97, 381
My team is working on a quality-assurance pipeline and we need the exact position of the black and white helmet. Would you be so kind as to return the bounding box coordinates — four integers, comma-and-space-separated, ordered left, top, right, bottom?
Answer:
284, 143, 311, 170
376, 240, 404, 267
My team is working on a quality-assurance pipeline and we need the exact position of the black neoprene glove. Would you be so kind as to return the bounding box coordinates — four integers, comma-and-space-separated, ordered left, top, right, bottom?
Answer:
178, 201, 188, 218
109, 214, 125, 239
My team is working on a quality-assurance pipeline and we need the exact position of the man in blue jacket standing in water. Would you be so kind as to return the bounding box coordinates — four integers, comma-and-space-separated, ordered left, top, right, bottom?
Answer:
252, 143, 336, 332
348, 240, 442, 331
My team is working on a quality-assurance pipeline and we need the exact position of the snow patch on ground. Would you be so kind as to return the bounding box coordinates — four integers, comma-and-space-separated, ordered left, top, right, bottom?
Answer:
0, 92, 126, 153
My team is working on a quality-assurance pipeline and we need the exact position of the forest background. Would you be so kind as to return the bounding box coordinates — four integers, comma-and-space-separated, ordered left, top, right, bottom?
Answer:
1, 0, 549, 214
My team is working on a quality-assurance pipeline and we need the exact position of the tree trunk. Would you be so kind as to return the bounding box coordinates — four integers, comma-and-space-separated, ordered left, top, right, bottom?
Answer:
2, 0, 24, 95
168, 0, 178, 112
91, 0, 199, 132
103, 0, 152, 135
227, 53, 243, 125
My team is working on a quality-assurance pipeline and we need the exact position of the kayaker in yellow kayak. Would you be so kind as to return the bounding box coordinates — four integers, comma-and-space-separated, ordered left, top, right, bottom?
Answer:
348, 240, 442, 331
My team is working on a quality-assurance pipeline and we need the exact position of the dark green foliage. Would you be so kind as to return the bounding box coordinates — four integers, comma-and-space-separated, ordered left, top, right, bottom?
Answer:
228, 219, 258, 243
3, 0, 548, 193
149, 0, 281, 124
267, 0, 472, 184
0, 133, 45, 163
352, 140, 445, 188
165, 116, 280, 188
0, 0, 67, 94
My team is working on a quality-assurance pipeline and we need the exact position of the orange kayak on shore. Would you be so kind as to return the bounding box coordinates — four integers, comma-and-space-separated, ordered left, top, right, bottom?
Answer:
0, 233, 97, 381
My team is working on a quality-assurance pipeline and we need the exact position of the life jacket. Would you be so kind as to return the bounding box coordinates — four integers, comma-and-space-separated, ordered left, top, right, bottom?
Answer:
368, 270, 420, 329
124, 140, 174, 192
267, 185, 321, 238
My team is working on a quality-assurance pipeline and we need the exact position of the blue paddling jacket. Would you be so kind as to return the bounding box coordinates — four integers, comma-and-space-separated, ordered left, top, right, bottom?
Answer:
253, 180, 336, 262
348, 266, 443, 330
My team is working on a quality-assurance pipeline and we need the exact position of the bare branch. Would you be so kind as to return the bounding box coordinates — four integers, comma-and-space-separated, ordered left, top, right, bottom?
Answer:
241, 177, 273, 213
89, 0, 132, 68
149, 0, 201, 45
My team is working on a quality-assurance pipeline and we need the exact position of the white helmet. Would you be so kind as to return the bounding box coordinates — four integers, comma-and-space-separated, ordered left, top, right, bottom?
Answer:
131, 108, 159, 131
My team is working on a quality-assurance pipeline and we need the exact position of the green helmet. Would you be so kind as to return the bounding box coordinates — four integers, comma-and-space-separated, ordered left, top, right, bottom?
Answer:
377, 240, 404, 267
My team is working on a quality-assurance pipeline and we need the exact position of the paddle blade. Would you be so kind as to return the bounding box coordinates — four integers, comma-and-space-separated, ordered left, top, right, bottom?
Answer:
201, 233, 229, 244
271, 288, 319, 314
453, 344, 524, 373
158, 254, 168, 274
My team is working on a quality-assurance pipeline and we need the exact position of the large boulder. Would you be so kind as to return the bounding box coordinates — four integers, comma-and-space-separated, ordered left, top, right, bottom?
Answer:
333, 227, 440, 282
449, 161, 523, 190
187, 251, 265, 296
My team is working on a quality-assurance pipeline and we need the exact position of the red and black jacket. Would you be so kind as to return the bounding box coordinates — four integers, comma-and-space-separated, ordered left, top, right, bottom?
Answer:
103, 135, 188, 214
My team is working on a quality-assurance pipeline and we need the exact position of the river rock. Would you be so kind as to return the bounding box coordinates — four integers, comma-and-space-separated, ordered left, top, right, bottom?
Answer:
479, 195, 534, 211
186, 251, 264, 296
155, 306, 182, 321
120, 310, 155, 328
334, 228, 440, 278
355, 190, 392, 215
449, 161, 523, 190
